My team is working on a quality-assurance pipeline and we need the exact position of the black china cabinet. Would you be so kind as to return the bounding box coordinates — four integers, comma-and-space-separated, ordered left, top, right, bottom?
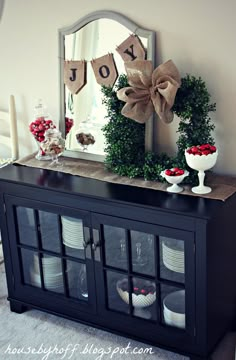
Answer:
1, 164, 236, 360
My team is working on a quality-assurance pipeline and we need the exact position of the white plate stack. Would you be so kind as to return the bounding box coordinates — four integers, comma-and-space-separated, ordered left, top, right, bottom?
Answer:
30, 255, 69, 291
163, 290, 185, 329
161, 237, 185, 274
61, 216, 84, 250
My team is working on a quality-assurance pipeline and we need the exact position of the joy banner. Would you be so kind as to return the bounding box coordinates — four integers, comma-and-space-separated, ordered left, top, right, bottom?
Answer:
64, 34, 146, 94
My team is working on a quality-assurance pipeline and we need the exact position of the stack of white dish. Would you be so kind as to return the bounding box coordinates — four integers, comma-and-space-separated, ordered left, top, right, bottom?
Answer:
61, 216, 84, 249
30, 255, 67, 291
163, 290, 185, 329
161, 237, 185, 274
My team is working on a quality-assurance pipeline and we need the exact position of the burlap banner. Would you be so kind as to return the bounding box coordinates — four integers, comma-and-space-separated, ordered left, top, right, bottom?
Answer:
64, 34, 146, 92
64, 60, 87, 95
116, 34, 146, 62
91, 54, 118, 88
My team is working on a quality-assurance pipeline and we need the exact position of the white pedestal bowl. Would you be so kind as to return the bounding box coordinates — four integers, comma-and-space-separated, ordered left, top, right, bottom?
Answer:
160, 169, 189, 193
185, 149, 218, 194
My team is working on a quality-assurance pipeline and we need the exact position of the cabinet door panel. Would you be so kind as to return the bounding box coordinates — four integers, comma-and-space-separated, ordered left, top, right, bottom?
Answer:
103, 225, 127, 270
159, 236, 185, 284
5, 195, 96, 315
106, 270, 129, 314
92, 212, 195, 346
130, 230, 155, 276
38, 210, 61, 253
16, 207, 37, 247
66, 261, 88, 301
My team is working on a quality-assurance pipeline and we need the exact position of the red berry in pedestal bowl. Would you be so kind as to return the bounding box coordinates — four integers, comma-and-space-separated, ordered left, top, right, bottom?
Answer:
186, 144, 217, 156
165, 169, 173, 176
164, 168, 185, 177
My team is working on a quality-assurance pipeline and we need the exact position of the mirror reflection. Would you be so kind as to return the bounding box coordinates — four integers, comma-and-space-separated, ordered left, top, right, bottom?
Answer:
59, 12, 155, 161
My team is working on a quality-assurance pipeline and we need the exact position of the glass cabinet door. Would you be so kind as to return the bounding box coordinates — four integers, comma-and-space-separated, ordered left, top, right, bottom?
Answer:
92, 213, 195, 342
5, 196, 96, 314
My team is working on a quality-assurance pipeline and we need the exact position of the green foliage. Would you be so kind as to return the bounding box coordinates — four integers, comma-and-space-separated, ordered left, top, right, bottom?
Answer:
101, 73, 216, 184
173, 74, 216, 159
102, 75, 145, 178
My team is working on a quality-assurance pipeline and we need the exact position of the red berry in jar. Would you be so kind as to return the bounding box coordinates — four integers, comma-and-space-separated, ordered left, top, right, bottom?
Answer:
38, 124, 45, 131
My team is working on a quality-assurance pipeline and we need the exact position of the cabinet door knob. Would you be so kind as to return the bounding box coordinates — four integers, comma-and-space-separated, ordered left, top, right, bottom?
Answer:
92, 229, 100, 251
92, 242, 100, 251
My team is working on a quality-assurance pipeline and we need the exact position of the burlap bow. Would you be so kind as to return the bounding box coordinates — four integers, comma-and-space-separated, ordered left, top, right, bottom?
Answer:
117, 60, 181, 124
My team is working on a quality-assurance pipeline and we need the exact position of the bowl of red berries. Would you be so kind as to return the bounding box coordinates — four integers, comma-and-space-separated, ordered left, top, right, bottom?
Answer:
160, 168, 189, 193
117, 278, 156, 319
185, 144, 218, 194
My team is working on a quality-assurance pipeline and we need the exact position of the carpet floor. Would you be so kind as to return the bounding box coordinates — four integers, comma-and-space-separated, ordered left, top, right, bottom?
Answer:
0, 261, 235, 360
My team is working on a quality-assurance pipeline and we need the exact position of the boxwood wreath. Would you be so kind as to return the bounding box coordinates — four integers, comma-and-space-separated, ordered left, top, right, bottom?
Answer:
101, 74, 216, 185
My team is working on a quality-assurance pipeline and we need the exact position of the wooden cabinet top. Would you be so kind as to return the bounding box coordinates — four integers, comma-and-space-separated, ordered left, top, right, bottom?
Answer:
0, 164, 234, 220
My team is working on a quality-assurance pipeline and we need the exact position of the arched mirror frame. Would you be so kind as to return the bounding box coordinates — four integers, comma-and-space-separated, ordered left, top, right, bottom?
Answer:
59, 10, 156, 162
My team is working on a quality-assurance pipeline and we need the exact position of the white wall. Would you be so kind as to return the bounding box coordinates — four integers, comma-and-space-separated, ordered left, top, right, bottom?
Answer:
0, 0, 235, 174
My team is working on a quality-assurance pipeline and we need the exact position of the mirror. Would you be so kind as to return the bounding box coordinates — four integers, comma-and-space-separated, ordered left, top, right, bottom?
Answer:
59, 11, 155, 161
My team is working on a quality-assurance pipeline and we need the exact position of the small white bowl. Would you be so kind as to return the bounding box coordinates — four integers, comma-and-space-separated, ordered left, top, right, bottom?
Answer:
160, 169, 189, 193
116, 279, 156, 308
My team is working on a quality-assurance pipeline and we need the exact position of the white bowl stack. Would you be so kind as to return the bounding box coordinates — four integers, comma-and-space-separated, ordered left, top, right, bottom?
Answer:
163, 290, 185, 329
61, 216, 84, 249
161, 237, 185, 274
30, 255, 67, 291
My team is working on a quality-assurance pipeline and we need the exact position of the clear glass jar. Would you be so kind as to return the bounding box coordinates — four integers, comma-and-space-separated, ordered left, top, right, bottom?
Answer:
75, 119, 95, 152
41, 129, 65, 166
29, 99, 56, 160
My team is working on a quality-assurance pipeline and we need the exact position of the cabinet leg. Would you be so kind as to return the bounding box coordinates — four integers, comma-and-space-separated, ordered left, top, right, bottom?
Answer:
9, 301, 27, 314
